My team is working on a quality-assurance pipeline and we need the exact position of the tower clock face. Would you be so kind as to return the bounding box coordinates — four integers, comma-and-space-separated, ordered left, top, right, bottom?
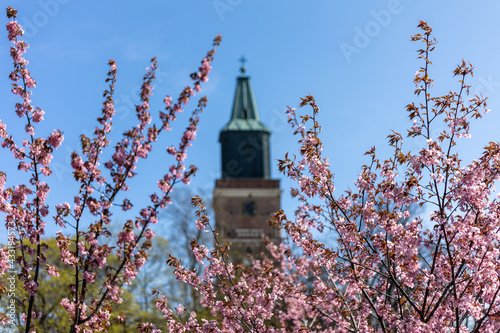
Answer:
241, 200, 258, 217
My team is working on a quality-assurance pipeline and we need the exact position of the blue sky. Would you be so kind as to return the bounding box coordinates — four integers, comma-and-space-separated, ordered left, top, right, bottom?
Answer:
2, 1, 500, 237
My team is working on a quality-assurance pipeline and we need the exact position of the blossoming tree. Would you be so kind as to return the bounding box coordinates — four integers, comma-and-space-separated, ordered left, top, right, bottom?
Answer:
1, 6, 220, 332
149, 22, 500, 333
2, 4, 500, 333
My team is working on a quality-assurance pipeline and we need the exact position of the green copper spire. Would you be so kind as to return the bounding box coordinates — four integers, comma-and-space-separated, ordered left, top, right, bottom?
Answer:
239, 55, 247, 74
219, 57, 272, 178
221, 57, 270, 133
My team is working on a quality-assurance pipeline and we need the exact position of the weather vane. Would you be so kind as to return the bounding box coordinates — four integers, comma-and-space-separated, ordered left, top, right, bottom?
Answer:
239, 55, 247, 74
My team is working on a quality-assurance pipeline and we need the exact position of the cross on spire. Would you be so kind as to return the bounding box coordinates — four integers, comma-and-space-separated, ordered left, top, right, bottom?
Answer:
239, 55, 247, 74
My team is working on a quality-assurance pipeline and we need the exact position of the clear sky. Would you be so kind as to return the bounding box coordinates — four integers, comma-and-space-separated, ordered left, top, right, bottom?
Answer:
2, 1, 500, 237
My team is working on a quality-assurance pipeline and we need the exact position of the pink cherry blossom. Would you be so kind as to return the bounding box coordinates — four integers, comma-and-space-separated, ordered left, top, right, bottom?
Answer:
2, 7, 222, 331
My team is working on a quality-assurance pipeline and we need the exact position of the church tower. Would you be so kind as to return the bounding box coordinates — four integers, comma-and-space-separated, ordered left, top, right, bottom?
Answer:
213, 58, 281, 265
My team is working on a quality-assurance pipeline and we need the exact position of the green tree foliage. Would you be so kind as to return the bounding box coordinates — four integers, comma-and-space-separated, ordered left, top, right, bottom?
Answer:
0, 238, 169, 332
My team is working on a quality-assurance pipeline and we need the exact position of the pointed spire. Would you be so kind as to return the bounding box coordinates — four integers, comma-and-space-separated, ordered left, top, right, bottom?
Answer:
219, 57, 272, 179
221, 57, 270, 132
239, 55, 247, 75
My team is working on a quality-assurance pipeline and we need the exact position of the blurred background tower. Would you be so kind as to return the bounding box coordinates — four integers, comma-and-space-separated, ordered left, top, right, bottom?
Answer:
213, 57, 281, 265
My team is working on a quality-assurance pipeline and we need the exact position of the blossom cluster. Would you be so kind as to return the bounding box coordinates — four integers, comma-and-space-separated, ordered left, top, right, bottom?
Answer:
1, 6, 221, 332
3, 7, 500, 332
150, 21, 500, 333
